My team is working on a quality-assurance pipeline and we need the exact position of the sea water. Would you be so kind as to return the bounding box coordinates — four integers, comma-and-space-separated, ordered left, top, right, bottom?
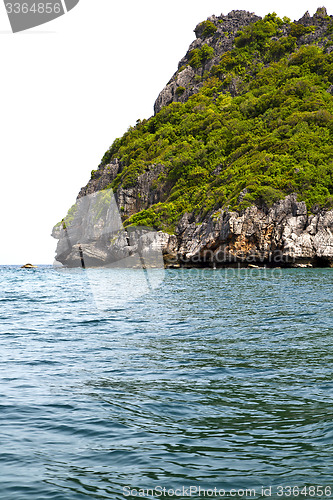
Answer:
0, 266, 332, 499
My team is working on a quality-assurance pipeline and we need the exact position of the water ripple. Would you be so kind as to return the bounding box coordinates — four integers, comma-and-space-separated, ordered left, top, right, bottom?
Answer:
0, 267, 332, 498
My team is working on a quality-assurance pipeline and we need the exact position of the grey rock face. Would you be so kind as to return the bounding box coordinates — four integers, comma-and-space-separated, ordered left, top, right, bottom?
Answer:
78, 159, 121, 199
53, 193, 333, 268
167, 195, 333, 267
154, 10, 261, 114
154, 9, 333, 114
52, 188, 168, 269
77, 160, 167, 219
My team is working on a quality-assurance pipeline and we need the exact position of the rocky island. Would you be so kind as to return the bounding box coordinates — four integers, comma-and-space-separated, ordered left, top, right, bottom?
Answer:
53, 8, 333, 268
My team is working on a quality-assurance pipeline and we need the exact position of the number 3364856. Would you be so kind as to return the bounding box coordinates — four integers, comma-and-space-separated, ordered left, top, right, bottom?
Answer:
5, 3, 62, 14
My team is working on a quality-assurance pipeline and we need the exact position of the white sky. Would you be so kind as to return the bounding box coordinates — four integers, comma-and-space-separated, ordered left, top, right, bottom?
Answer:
0, 0, 330, 264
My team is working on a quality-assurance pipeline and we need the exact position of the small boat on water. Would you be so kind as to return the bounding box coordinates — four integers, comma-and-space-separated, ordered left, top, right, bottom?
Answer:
21, 263, 38, 269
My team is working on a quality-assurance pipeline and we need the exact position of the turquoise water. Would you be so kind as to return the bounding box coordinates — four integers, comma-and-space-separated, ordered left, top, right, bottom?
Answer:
0, 266, 333, 499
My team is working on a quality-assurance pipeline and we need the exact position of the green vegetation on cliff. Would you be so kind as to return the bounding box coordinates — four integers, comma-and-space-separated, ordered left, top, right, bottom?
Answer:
99, 12, 333, 231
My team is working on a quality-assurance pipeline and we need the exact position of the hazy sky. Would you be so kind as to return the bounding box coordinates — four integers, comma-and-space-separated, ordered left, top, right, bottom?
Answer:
0, 0, 330, 264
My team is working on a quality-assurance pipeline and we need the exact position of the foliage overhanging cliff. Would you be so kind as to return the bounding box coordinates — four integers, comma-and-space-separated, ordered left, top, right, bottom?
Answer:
76, 7, 333, 235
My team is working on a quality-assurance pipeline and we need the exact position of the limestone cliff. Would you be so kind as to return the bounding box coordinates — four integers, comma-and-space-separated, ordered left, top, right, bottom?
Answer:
154, 8, 333, 113
154, 10, 261, 114
53, 192, 333, 268
53, 8, 333, 268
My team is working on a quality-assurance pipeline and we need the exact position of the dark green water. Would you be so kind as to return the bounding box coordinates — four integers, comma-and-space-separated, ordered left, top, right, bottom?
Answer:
0, 267, 332, 499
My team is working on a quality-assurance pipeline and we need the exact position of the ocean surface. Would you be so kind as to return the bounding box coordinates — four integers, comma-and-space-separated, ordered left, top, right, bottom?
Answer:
0, 265, 333, 500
